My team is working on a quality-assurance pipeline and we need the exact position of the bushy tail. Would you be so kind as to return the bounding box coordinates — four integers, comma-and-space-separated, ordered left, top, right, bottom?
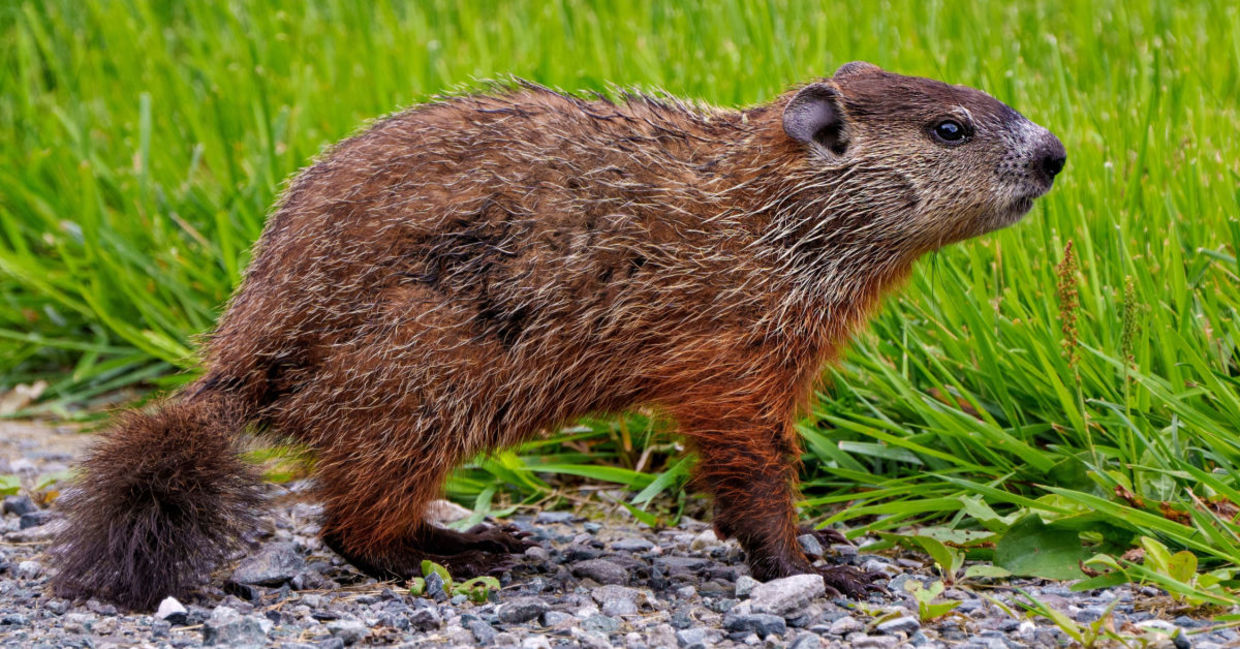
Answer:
50, 387, 262, 610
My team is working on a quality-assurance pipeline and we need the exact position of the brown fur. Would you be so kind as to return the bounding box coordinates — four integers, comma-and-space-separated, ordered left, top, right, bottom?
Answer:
51, 62, 1064, 608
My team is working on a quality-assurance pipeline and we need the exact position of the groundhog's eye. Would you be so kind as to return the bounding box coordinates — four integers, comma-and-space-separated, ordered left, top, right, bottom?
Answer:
931, 119, 968, 145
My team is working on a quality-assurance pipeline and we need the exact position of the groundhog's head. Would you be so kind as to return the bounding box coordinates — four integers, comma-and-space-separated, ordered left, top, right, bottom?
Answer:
781, 61, 1065, 249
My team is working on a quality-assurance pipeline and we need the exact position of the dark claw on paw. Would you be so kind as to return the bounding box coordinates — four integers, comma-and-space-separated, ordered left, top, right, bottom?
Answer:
798, 524, 852, 548
817, 564, 887, 599
462, 523, 539, 553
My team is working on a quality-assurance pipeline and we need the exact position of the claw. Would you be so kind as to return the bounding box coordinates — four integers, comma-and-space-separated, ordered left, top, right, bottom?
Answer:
798, 524, 852, 548
816, 564, 886, 599
461, 523, 539, 553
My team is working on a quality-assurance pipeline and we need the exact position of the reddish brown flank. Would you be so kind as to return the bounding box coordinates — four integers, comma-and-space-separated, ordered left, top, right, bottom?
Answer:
51, 63, 1064, 609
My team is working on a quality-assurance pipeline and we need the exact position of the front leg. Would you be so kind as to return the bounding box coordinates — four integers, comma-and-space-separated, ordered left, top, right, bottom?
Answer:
676, 409, 882, 597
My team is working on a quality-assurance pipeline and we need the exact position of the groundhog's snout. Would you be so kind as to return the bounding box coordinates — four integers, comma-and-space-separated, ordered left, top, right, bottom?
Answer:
1032, 131, 1067, 186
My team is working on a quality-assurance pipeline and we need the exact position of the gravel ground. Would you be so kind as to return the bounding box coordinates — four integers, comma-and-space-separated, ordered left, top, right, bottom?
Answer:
1, 421, 1236, 649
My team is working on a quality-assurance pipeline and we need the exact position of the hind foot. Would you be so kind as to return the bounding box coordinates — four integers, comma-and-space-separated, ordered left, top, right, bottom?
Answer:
323, 522, 536, 582
817, 563, 887, 598
455, 523, 538, 554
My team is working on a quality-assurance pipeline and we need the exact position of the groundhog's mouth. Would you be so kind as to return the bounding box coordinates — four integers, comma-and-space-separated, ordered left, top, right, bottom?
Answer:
988, 194, 1038, 232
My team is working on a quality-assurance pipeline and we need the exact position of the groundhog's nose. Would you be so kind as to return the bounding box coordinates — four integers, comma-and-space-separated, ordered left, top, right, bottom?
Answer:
1036, 135, 1067, 181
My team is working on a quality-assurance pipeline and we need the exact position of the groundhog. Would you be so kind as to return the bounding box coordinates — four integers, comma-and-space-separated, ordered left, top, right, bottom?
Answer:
51, 61, 1065, 609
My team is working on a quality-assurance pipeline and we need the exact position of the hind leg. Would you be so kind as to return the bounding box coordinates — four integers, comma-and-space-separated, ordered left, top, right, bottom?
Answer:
314, 447, 535, 580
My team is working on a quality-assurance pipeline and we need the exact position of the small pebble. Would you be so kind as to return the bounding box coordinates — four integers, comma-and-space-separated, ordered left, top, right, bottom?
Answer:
499, 597, 550, 624
876, 615, 920, 635
535, 511, 576, 524
829, 616, 864, 635
2, 496, 36, 517
724, 613, 786, 638
735, 575, 760, 598
572, 558, 628, 585
612, 537, 655, 552
797, 534, 825, 557
326, 619, 369, 645
156, 596, 189, 626
15, 560, 41, 579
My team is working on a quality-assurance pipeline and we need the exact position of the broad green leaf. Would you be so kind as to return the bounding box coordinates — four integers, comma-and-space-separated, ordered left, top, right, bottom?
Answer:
994, 515, 1089, 580
0, 475, 19, 496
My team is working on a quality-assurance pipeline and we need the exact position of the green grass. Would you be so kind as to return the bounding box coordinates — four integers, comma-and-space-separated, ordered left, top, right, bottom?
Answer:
2, 0, 1239, 596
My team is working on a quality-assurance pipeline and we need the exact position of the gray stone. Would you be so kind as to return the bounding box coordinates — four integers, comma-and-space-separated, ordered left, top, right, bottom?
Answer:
611, 538, 655, 552
541, 611, 574, 627
407, 603, 443, 631
377, 610, 410, 631
2, 495, 35, 517
734, 575, 760, 598
15, 560, 41, 579
229, 542, 305, 586
63, 613, 93, 633
156, 596, 188, 625
1075, 605, 1108, 623
603, 598, 639, 616
573, 558, 628, 585
535, 511, 576, 524
498, 597, 550, 624
798, 534, 825, 558
876, 615, 920, 635
828, 616, 864, 635
592, 584, 643, 604
654, 556, 710, 575
18, 510, 54, 529
790, 633, 823, 649
690, 529, 720, 550
0, 614, 29, 626
468, 619, 497, 645
648, 623, 679, 648
425, 571, 449, 601
326, 619, 369, 645
86, 597, 118, 615
852, 635, 900, 649
202, 606, 273, 648
749, 574, 826, 616
5, 519, 60, 542
861, 559, 901, 577
724, 613, 786, 638
573, 627, 613, 649
524, 545, 550, 561
522, 636, 553, 649
583, 613, 621, 635
676, 627, 707, 648
956, 599, 983, 613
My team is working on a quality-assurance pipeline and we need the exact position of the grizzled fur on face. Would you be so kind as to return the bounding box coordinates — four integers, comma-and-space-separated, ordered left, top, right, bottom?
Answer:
781, 61, 1065, 255
51, 62, 1064, 609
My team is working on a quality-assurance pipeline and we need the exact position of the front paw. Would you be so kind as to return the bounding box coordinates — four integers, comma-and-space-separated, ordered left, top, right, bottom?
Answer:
816, 564, 887, 599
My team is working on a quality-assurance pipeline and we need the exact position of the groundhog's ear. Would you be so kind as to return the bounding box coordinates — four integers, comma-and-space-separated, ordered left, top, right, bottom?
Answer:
833, 61, 882, 80
782, 83, 848, 156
